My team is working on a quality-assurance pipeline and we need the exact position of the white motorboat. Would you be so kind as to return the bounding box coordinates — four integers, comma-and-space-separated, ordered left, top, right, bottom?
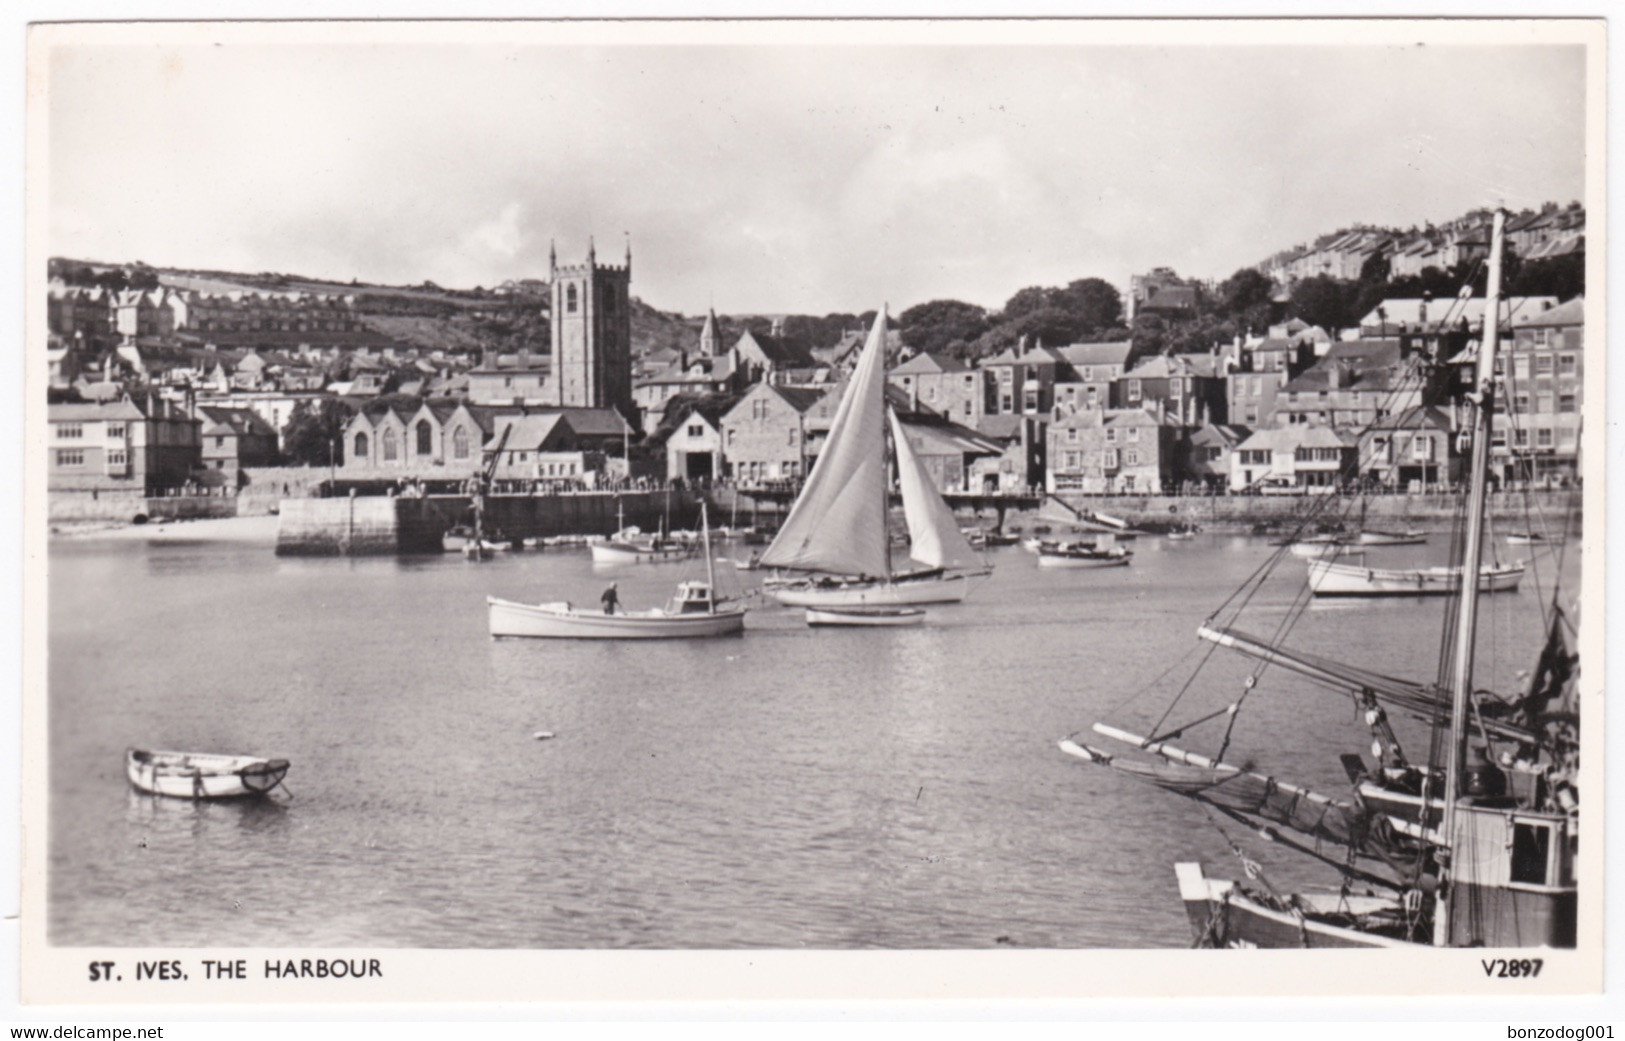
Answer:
491, 504, 745, 638
770, 571, 969, 607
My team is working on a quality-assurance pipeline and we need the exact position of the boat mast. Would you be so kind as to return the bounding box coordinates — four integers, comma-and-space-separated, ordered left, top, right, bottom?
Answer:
1434, 208, 1506, 947
701, 501, 716, 594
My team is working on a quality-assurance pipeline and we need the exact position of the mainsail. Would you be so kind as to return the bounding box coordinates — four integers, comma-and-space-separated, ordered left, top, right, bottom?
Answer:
760, 309, 891, 578
888, 410, 983, 572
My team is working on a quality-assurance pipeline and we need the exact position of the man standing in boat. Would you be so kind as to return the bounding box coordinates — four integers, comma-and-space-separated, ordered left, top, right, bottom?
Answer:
601, 582, 620, 615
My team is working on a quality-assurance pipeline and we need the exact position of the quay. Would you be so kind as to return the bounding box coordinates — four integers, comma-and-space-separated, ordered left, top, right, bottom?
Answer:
271, 483, 1578, 556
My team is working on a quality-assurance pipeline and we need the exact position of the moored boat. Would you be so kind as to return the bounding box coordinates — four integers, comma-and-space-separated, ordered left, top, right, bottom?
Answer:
1307, 557, 1524, 596
1357, 528, 1428, 546
1035, 534, 1132, 569
759, 309, 987, 613
491, 504, 744, 639
126, 749, 290, 799
588, 536, 692, 564
805, 606, 926, 627
1506, 530, 1563, 546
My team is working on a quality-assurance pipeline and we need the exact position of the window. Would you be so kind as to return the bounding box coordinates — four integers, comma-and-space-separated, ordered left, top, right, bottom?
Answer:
1105, 428, 1117, 443
1066, 428, 1078, 443
1126, 379, 1141, 402
1170, 378, 1182, 396
1558, 354, 1577, 376
1125, 450, 1139, 465
56, 449, 84, 467
1535, 393, 1553, 415
727, 429, 736, 446
1513, 394, 1529, 414
58, 423, 83, 440
1514, 429, 1529, 447
1513, 354, 1530, 379
1558, 424, 1577, 448
354, 432, 369, 459
417, 421, 433, 455
1510, 822, 1552, 885
1082, 367, 1093, 381
687, 423, 704, 438
1536, 428, 1553, 448
106, 450, 126, 468
1534, 353, 1554, 377
215, 436, 226, 448
1558, 394, 1576, 414
383, 430, 398, 461
106, 424, 125, 439
1103, 448, 1119, 469
1127, 426, 1139, 442
787, 428, 797, 446
1063, 451, 1080, 469
453, 427, 469, 460
566, 284, 578, 313
1412, 437, 1433, 461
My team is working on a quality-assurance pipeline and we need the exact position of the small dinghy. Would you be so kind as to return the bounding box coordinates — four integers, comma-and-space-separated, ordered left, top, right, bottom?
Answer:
126, 749, 289, 800
804, 606, 926, 627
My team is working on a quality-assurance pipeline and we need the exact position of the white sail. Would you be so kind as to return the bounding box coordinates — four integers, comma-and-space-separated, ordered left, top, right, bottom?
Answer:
889, 409, 982, 571
760, 309, 891, 578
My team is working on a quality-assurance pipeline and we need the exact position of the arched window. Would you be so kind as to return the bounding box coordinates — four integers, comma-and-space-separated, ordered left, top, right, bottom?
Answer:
452, 426, 469, 460
383, 429, 398, 462
353, 432, 369, 461
566, 284, 578, 313
416, 420, 433, 456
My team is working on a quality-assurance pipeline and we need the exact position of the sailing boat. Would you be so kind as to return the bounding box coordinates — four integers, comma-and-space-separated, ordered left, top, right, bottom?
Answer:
760, 308, 986, 610
488, 503, 745, 638
1060, 210, 1579, 948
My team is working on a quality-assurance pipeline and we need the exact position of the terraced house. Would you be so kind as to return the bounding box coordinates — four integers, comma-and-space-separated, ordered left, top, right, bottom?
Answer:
47, 394, 200, 494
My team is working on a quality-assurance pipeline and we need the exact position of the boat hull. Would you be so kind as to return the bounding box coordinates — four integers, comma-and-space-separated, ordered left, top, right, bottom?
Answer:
805, 606, 925, 627
1357, 530, 1428, 546
1036, 551, 1131, 569
589, 541, 692, 564
1289, 541, 1357, 559
126, 749, 289, 799
487, 596, 745, 638
769, 575, 968, 607
1308, 559, 1524, 596
1175, 863, 1418, 948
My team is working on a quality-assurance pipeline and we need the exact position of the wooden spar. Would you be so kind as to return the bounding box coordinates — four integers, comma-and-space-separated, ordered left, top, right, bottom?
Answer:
1089, 722, 1344, 809
1436, 208, 1506, 947
1197, 623, 1538, 746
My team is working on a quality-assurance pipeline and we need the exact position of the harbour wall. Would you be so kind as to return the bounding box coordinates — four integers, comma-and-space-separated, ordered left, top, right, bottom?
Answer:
1035, 490, 1581, 535
275, 490, 702, 556
48, 489, 238, 525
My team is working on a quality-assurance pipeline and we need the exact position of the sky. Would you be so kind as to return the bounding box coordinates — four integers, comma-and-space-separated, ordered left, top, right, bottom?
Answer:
43, 24, 1590, 317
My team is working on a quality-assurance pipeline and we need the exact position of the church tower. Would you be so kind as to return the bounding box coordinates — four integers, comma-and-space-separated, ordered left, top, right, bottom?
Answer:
698, 307, 721, 358
549, 236, 634, 420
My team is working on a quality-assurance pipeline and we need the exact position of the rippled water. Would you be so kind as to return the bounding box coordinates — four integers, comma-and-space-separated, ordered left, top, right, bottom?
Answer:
47, 527, 1578, 948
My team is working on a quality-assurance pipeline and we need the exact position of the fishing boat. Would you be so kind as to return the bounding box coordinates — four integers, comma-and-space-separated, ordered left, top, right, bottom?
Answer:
588, 532, 692, 565
1288, 539, 1358, 560
1307, 557, 1524, 596
1357, 528, 1429, 546
805, 606, 926, 627
126, 749, 290, 800
1166, 526, 1199, 541
981, 530, 1021, 547
1059, 210, 1580, 949
489, 504, 744, 639
760, 309, 986, 610
1035, 533, 1132, 569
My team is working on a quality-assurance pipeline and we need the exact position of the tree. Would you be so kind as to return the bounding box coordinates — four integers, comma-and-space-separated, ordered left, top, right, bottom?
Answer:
281, 398, 358, 467
1288, 276, 1353, 335
1001, 286, 1054, 320
1216, 268, 1276, 333
1054, 278, 1123, 332
898, 299, 991, 356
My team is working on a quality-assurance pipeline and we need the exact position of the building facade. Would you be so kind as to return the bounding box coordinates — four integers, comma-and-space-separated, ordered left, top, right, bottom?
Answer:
550, 239, 634, 421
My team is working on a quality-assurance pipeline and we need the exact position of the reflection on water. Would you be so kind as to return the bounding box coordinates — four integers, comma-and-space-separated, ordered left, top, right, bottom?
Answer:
49, 532, 1579, 948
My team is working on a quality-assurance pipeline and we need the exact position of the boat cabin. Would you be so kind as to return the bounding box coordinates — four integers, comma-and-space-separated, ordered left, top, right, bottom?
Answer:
670, 581, 718, 614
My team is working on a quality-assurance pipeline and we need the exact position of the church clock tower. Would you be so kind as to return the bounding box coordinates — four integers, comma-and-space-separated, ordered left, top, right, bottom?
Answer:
549, 236, 634, 420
